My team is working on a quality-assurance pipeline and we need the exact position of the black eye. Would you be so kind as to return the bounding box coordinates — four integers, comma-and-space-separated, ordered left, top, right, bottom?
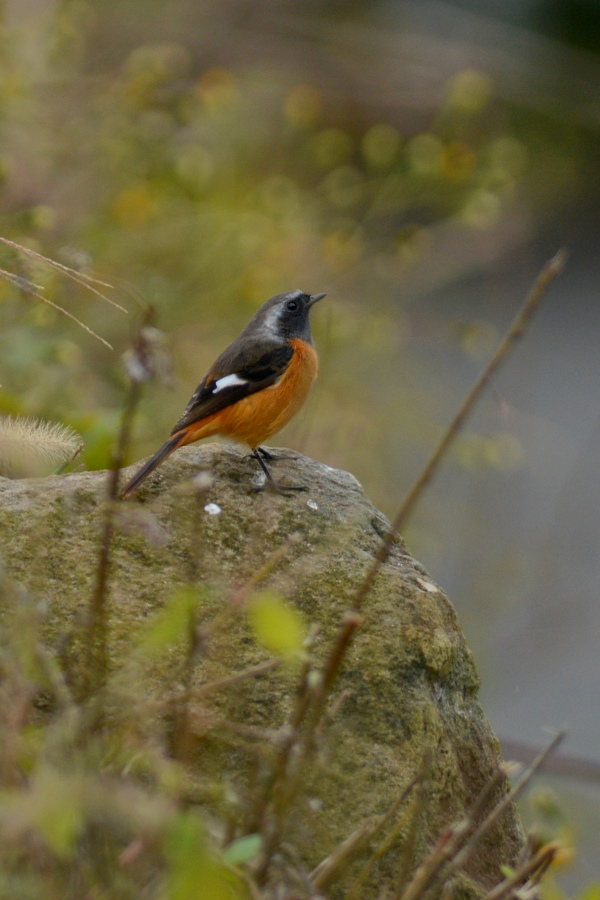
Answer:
286, 300, 298, 311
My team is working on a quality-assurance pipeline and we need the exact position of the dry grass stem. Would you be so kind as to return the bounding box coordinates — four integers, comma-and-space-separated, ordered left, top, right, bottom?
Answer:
55, 440, 85, 473
0, 267, 115, 349
0, 236, 127, 311
0, 236, 132, 349
392, 248, 567, 534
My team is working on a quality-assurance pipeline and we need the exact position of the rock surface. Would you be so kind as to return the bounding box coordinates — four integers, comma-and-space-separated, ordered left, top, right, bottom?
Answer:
0, 443, 524, 897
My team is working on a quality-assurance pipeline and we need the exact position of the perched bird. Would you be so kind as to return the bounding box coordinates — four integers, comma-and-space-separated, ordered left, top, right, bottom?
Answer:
122, 289, 325, 498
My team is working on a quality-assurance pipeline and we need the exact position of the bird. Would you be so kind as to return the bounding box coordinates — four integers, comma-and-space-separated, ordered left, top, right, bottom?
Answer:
122, 289, 325, 498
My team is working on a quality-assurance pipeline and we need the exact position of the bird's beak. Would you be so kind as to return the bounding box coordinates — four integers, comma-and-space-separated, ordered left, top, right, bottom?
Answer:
308, 292, 326, 307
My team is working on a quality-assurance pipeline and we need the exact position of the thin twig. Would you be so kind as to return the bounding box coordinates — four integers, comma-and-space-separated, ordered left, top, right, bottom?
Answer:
245, 653, 313, 836
440, 731, 565, 881
299, 610, 362, 737
237, 531, 304, 595
310, 823, 375, 891
344, 768, 426, 900
311, 771, 423, 892
397, 763, 512, 900
501, 736, 600, 784
395, 751, 432, 896
352, 249, 567, 617
399, 731, 564, 900
171, 603, 200, 760
86, 318, 161, 696
486, 842, 559, 900
194, 659, 282, 698
87, 378, 142, 694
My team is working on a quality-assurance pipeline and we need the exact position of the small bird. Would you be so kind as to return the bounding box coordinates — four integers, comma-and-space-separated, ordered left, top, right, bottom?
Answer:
122, 289, 325, 498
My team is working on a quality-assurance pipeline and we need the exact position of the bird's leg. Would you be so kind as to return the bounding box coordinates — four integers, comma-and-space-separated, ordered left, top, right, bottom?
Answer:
250, 448, 307, 494
242, 447, 277, 462
257, 446, 297, 461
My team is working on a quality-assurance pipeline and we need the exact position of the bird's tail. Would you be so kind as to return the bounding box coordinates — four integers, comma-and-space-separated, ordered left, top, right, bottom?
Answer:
121, 433, 183, 499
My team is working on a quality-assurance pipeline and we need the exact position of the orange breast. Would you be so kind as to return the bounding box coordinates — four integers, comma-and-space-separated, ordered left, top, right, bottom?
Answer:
177, 338, 318, 449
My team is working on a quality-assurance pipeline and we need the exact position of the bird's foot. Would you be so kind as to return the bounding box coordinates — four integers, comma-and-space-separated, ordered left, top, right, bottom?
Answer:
249, 474, 307, 495
248, 448, 306, 494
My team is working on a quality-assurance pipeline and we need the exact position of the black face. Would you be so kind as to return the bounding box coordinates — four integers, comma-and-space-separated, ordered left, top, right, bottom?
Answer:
276, 290, 325, 341
280, 291, 309, 324
248, 289, 325, 345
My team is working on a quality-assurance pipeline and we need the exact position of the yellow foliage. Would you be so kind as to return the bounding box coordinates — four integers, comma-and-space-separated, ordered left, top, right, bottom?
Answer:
248, 591, 306, 656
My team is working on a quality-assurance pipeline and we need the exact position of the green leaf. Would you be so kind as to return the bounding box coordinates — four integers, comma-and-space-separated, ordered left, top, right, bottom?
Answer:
165, 812, 244, 900
248, 591, 306, 656
222, 833, 262, 866
26, 766, 83, 858
137, 586, 200, 655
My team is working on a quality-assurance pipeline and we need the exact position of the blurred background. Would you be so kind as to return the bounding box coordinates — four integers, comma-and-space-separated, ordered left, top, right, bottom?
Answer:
0, 0, 598, 888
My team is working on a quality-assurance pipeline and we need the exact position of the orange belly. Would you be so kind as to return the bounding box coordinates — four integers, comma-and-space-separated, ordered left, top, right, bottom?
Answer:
177, 338, 318, 449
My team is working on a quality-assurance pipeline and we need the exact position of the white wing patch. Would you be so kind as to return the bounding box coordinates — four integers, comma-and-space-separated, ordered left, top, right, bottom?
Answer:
212, 373, 248, 393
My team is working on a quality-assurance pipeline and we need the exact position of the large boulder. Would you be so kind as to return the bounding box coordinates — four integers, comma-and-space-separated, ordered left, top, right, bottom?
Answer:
0, 443, 524, 897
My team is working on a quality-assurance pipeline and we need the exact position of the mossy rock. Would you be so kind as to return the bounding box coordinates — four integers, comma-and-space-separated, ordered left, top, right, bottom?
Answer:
0, 443, 524, 898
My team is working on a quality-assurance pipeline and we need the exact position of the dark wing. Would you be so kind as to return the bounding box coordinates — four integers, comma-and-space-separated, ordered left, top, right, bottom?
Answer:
170, 341, 293, 435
